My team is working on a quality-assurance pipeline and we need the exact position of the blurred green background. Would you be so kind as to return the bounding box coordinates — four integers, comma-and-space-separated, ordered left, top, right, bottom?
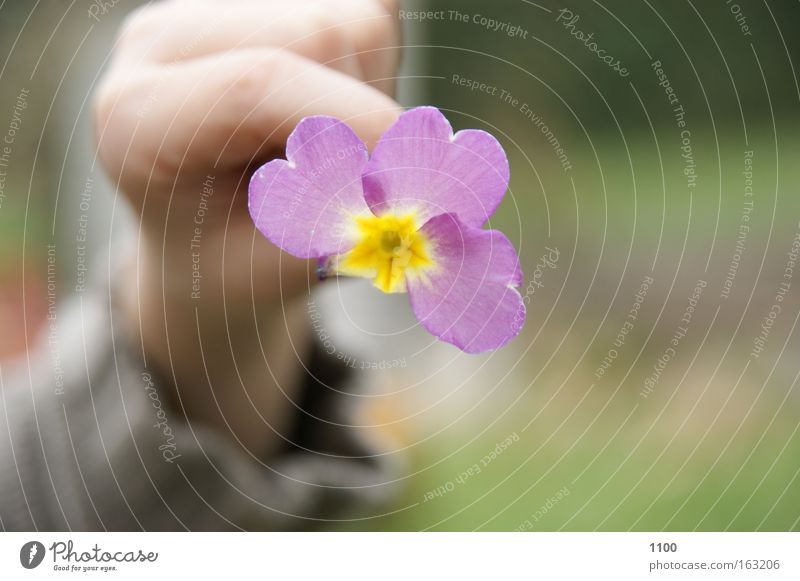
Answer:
1, 0, 798, 530
338, 0, 800, 531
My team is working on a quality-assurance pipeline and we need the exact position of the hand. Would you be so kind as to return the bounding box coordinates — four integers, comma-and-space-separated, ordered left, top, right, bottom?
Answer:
93, 0, 401, 456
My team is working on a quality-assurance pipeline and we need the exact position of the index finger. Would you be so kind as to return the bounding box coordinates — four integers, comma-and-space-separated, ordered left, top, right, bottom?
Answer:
95, 47, 401, 191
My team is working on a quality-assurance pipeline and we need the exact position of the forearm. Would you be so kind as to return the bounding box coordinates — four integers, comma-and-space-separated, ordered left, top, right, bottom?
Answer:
1, 254, 390, 530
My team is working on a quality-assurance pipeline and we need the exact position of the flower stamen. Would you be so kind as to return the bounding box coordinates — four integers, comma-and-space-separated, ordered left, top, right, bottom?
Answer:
334, 213, 434, 293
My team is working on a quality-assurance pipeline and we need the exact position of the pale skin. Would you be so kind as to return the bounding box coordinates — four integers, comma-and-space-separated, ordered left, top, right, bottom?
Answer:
93, 0, 401, 458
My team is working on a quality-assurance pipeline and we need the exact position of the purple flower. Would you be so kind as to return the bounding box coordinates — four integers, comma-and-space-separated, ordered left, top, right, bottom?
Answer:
248, 107, 525, 353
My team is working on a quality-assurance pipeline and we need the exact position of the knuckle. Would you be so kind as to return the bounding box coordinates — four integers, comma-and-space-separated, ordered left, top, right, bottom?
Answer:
306, 10, 347, 59
372, 0, 400, 40
228, 49, 286, 115
370, 10, 400, 50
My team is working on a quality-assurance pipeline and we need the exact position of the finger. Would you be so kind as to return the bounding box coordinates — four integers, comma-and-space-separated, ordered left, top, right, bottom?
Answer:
115, 0, 399, 94
95, 47, 401, 192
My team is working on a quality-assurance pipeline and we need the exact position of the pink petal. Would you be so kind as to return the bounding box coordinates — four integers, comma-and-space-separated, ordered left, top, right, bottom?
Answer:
407, 213, 525, 353
362, 107, 509, 228
248, 116, 370, 258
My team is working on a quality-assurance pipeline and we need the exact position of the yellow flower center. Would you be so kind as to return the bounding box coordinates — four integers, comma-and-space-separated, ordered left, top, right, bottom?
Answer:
336, 213, 433, 293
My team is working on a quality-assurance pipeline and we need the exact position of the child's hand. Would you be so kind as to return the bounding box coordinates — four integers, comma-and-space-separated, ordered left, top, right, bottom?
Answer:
93, 0, 401, 455
95, 0, 400, 301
